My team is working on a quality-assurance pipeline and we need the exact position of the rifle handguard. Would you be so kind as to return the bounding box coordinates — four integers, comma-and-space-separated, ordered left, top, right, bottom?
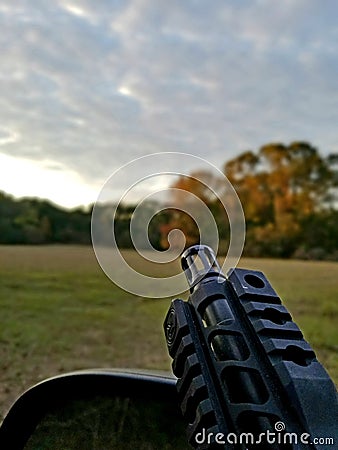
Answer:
164, 245, 338, 449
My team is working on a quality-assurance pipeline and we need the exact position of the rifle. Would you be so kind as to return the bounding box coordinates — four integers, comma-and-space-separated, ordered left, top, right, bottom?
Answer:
164, 245, 338, 449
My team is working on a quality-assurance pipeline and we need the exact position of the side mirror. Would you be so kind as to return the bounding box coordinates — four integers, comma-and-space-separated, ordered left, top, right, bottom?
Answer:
0, 369, 190, 449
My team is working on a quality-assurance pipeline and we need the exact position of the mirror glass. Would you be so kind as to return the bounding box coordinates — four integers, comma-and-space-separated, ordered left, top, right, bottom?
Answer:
24, 393, 190, 449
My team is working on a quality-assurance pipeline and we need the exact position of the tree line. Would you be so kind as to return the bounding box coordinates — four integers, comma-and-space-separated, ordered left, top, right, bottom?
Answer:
165, 142, 338, 259
0, 192, 91, 245
1, 141, 337, 260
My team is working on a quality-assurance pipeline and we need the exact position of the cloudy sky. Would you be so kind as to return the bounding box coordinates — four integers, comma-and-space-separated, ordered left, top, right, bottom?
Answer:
1, 0, 338, 208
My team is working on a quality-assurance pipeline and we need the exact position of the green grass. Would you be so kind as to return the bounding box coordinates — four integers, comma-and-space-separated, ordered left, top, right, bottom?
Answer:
0, 246, 337, 419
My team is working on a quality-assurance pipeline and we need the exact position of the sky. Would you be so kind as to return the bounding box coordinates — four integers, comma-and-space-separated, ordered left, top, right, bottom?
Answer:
0, 0, 338, 208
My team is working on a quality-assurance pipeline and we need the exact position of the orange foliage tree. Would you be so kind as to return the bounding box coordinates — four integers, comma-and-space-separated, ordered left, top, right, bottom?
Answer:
224, 142, 335, 256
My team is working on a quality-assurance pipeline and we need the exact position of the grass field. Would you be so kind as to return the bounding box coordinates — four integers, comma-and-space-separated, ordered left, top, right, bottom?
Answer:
0, 245, 337, 420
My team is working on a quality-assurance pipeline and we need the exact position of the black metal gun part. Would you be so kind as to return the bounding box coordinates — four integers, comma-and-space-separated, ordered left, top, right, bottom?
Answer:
164, 245, 338, 449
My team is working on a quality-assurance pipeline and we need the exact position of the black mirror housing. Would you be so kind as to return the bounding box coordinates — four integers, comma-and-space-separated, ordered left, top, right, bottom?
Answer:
0, 369, 189, 449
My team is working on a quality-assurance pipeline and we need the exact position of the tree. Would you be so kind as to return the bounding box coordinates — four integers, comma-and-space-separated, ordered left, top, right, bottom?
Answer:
157, 171, 231, 251
224, 142, 336, 257
0, 191, 91, 245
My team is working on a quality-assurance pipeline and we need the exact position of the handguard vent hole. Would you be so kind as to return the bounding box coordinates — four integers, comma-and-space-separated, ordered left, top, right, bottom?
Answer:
282, 345, 313, 367
244, 274, 265, 289
222, 367, 269, 405
261, 308, 288, 325
210, 333, 250, 362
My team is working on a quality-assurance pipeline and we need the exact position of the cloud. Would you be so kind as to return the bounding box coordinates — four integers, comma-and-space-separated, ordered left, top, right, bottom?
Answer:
0, 0, 338, 205
0, 128, 20, 146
